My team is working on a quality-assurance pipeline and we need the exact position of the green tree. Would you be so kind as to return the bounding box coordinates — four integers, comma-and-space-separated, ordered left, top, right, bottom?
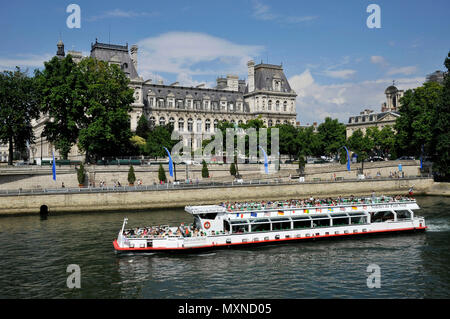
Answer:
201, 159, 209, 178
230, 162, 237, 177
317, 117, 347, 158
0, 67, 40, 165
297, 126, 321, 157
395, 81, 442, 158
75, 57, 135, 163
348, 129, 373, 174
277, 124, 299, 160
144, 124, 177, 159
135, 115, 150, 139
158, 163, 167, 183
430, 51, 450, 181
128, 165, 136, 185
76, 162, 86, 185
297, 152, 306, 175
35, 56, 83, 159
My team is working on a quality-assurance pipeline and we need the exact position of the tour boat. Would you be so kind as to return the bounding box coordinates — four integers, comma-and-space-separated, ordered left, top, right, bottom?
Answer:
113, 196, 426, 253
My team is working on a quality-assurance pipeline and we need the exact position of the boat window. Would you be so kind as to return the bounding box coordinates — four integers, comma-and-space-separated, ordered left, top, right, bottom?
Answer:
370, 211, 394, 222
198, 213, 218, 220
250, 218, 270, 224
291, 216, 311, 220
331, 213, 348, 218
395, 210, 411, 220
332, 217, 350, 226
312, 218, 331, 228
272, 220, 291, 230
347, 212, 366, 217
293, 219, 312, 229
230, 219, 249, 225
251, 222, 270, 232
310, 214, 330, 220
223, 220, 230, 232
350, 216, 367, 225
269, 217, 290, 222
232, 224, 249, 234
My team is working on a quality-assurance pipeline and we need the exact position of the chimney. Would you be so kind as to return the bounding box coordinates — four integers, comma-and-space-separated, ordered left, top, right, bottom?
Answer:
247, 60, 255, 93
130, 45, 138, 69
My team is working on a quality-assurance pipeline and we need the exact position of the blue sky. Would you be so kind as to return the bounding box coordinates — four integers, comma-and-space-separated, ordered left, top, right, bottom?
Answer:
0, 0, 449, 124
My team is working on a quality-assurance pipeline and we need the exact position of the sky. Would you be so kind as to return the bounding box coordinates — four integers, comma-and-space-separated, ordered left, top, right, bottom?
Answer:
0, 0, 449, 125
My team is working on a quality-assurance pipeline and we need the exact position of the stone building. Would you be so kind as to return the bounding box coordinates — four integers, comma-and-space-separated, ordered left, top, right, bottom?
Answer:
30, 40, 298, 161
346, 83, 403, 138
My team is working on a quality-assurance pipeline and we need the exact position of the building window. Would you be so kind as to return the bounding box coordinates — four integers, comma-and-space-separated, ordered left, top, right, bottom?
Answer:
169, 117, 175, 127
196, 119, 202, 132
178, 118, 184, 131
214, 119, 219, 132
188, 118, 193, 132
205, 119, 211, 132
148, 98, 154, 107
149, 116, 156, 128
177, 100, 183, 108
268, 100, 272, 111
168, 99, 173, 108
268, 119, 273, 127
283, 101, 287, 112
159, 117, 165, 126
158, 99, 165, 108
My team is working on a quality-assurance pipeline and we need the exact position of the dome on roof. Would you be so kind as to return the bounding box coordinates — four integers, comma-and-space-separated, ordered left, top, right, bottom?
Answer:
385, 85, 398, 94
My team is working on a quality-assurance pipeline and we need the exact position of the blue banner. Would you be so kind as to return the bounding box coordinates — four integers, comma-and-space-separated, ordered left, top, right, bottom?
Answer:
52, 151, 56, 181
259, 146, 269, 174
343, 146, 351, 171
163, 147, 174, 177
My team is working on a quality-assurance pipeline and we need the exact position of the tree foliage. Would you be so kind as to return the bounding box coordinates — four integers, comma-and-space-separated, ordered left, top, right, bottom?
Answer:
128, 165, 136, 185
75, 57, 135, 162
158, 163, 167, 183
430, 51, 450, 180
201, 159, 209, 178
35, 56, 83, 159
144, 124, 177, 159
394, 81, 442, 157
316, 117, 347, 158
0, 67, 40, 164
135, 115, 150, 139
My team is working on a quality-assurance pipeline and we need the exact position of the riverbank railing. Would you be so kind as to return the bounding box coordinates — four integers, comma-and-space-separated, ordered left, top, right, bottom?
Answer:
0, 176, 431, 197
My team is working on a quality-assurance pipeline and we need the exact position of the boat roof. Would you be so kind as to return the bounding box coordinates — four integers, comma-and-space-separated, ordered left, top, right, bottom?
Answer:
185, 205, 227, 215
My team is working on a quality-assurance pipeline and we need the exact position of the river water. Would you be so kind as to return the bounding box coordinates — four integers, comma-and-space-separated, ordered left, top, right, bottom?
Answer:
0, 196, 449, 299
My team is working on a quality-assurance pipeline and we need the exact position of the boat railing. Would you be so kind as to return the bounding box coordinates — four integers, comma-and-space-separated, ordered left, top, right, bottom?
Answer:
223, 198, 417, 214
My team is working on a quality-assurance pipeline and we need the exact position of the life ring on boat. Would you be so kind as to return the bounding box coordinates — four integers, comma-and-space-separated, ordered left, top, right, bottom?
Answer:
204, 221, 211, 229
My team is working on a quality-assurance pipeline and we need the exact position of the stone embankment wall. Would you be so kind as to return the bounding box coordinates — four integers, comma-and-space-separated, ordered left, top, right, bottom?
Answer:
0, 160, 423, 190
0, 178, 435, 215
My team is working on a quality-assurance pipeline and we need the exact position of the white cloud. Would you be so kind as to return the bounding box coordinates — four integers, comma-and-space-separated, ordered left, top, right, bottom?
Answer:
136, 31, 264, 84
323, 69, 356, 79
289, 70, 424, 125
370, 55, 388, 67
0, 53, 52, 71
87, 9, 158, 21
387, 66, 418, 76
251, 0, 318, 24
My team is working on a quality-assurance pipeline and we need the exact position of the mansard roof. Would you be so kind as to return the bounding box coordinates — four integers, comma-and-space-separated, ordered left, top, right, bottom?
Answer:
90, 40, 139, 79
142, 83, 250, 112
253, 63, 294, 93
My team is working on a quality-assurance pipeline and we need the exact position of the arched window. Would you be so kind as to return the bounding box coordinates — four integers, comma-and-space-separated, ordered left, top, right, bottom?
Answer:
268, 100, 272, 111
268, 119, 273, 127
283, 101, 287, 112
188, 118, 193, 132
159, 117, 166, 126
276, 120, 280, 125
178, 118, 184, 131
149, 116, 156, 127
214, 119, 219, 132
169, 117, 175, 127
276, 100, 280, 111
205, 119, 211, 132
